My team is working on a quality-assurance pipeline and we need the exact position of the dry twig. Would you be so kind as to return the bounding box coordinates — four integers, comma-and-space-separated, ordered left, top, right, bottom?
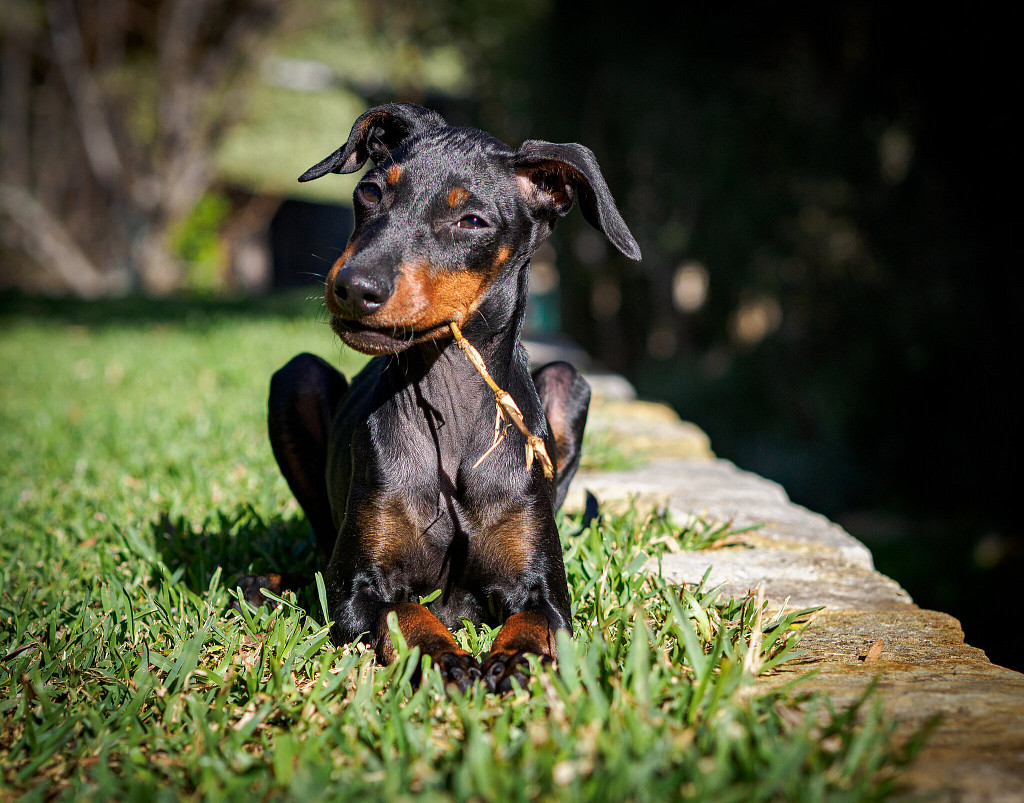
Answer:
449, 322, 555, 479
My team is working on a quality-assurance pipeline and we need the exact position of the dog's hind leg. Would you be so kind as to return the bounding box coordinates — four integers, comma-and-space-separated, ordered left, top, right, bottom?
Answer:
268, 352, 348, 563
532, 362, 591, 510
235, 353, 347, 609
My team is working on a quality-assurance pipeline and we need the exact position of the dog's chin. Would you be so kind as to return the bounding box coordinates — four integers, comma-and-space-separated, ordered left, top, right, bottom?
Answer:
337, 329, 414, 356
331, 317, 450, 356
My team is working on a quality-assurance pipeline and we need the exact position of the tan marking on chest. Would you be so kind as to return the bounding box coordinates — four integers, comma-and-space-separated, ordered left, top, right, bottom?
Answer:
476, 506, 536, 579
356, 493, 417, 571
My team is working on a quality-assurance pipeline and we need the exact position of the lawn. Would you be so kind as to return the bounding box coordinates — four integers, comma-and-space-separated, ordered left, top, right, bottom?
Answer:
0, 293, 921, 800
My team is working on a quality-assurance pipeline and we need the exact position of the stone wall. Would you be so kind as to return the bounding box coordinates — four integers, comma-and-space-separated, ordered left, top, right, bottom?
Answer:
569, 393, 1024, 801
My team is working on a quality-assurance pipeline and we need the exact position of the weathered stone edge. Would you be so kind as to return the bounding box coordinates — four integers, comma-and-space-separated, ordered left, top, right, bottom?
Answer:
566, 457, 911, 612
568, 403, 1024, 801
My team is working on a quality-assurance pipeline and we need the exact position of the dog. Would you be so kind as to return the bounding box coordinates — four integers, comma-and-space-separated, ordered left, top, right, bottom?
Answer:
251, 103, 639, 692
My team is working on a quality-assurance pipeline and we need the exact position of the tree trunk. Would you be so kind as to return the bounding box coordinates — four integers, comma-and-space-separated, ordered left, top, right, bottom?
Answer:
0, 182, 128, 297
222, 193, 282, 292
135, 226, 183, 296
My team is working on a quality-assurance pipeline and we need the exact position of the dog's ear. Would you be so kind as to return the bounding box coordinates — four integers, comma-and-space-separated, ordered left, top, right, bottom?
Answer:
298, 103, 446, 182
513, 141, 641, 261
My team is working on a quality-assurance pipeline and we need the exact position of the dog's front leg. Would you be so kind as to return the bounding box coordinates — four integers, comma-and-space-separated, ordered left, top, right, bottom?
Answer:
376, 601, 481, 692
481, 610, 563, 693
477, 508, 573, 693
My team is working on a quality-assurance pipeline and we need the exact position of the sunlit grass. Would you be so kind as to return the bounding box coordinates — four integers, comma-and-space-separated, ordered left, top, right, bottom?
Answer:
0, 295, 922, 800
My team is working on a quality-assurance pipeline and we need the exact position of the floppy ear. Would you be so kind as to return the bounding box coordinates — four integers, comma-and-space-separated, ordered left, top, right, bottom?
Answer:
298, 103, 446, 182
513, 141, 641, 261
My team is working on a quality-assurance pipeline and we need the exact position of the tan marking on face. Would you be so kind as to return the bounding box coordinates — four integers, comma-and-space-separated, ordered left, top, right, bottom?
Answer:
494, 245, 511, 269
324, 243, 356, 316
387, 164, 403, 184
355, 261, 487, 334
330, 255, 501, 353
447, 186, 470, 208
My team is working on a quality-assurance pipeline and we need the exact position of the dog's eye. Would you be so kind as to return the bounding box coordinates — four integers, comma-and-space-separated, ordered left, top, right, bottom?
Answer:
457, 215, 488, 229
356, 184, 382, 205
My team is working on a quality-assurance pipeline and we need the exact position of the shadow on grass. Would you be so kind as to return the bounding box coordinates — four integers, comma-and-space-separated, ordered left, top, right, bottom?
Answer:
0, 288, 326, 330
150, 505, 322, 609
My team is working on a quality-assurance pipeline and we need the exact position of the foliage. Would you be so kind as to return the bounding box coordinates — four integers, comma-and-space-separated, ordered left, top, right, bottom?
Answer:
0, 295, 922, 799
0, 0, 285, 295
172, 193, 234, 293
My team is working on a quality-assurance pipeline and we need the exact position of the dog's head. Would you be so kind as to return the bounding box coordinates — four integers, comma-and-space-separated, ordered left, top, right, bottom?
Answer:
300, 103, 640, 355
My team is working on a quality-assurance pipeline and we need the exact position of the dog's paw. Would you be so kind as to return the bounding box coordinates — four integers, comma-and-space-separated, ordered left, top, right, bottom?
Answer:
435, 651, 482, 693
481, 650, 549, 694
232, 573, 305, 611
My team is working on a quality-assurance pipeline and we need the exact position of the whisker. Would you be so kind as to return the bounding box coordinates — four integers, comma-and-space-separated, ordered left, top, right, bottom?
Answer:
314, 247, 345, 260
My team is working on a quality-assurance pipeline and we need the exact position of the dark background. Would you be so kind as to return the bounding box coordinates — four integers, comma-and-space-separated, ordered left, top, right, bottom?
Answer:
458, 2, 1021, 669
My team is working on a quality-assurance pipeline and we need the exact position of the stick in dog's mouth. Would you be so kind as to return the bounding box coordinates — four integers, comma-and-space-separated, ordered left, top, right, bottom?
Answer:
449, 322, 555, 480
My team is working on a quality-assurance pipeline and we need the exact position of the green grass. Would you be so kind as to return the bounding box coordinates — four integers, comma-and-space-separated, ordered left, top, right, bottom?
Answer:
578, 427, 640, 473
0, 294, 922, 800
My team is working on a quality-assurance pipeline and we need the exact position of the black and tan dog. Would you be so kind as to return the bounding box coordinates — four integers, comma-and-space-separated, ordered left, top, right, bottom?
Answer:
254, 103, 639, 692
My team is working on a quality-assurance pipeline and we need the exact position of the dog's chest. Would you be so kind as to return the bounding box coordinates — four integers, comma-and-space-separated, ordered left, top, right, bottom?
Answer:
354, 407, 537, 582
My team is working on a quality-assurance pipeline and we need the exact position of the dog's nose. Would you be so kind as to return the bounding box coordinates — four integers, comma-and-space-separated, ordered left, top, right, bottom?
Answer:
333, 267, 391, 318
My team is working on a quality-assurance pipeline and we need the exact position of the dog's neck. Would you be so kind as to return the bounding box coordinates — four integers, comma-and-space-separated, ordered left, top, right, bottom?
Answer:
378, 257, 537, 444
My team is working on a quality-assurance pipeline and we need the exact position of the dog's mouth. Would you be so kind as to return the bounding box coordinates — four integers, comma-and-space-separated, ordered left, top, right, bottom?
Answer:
330, 316, 454, 355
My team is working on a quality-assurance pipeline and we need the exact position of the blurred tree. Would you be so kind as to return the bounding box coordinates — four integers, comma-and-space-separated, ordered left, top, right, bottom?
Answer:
0, 0, 280, 295
0, 0, 546, 295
